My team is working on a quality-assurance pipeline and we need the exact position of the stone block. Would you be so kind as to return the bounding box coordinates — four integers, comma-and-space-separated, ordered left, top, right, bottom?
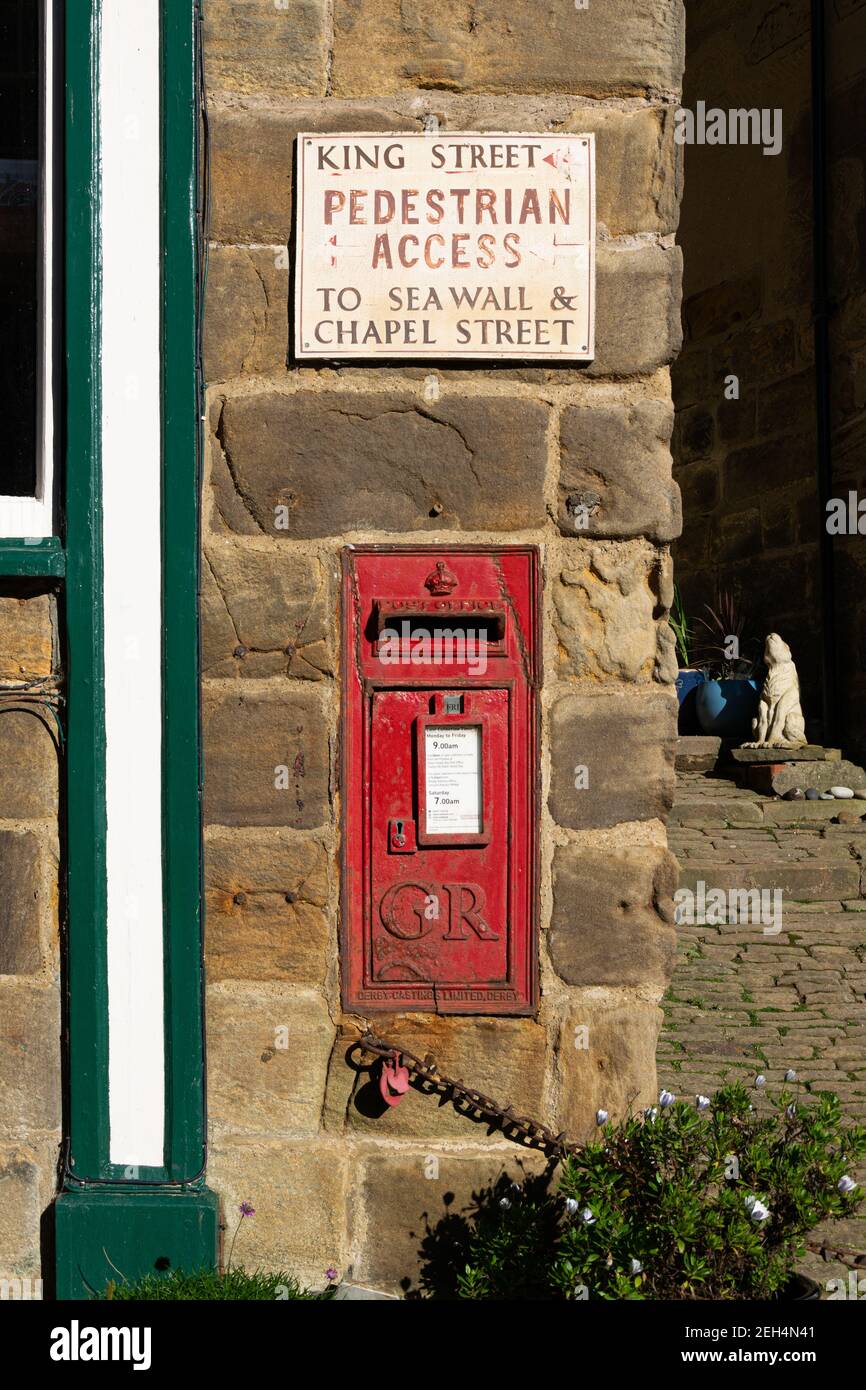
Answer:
561, 104, 681, 237
214, 392, 548, 538
204, 832, 331, 983
350, 1147, 549, 1295
549, 844, 678, 987
203, 0, 328, 98
711, 320, 796, 386
207, 985, 334, 1137
683, 274, 761, 342
589, 243, 683, 377
203, 688, 330, 828
203, 247, 289, 382
207, 1138, 348, 1289
674, 405, 714, 463
558, 400, 680, 542
201, 544, 331, 681
728, 745, 840, 764
325, 1015, 549, 1140
672, 348, 709, 408
208, 104, 410, 246
718, 506, 762, 560
769, 760, 866, 797
0, 832, 42, 975
717, 391, 756, 444
0, 593, 53, 681
676, 736, 721, 772
724, 433, 815, 505
677, 462, 720, 515
208, 102, 680, 248
758, 369, 816, 437
554, 995, 662, 1141
549, 688, 677, 830
553, 545, 678, 684
332, 1, 685, 98
0, 984, 60, 1135
0, 713, 59, 819
0, 1152, 42, 1278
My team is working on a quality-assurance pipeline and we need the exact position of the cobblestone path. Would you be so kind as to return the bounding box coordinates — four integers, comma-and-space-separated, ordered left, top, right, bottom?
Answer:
660, 769, 866, 1289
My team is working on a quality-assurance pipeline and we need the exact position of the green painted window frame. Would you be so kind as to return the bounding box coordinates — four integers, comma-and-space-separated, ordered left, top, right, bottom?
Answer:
0, 2, 207, 1187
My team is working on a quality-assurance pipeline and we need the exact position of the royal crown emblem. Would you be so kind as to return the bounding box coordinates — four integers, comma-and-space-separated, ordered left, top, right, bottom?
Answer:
424, 560, 459, 596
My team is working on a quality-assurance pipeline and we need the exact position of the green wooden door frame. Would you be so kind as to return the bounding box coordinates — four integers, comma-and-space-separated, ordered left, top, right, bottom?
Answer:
21, 0, 219, 1295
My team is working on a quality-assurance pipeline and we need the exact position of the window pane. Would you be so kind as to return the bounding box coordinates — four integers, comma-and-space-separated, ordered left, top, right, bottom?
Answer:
0, 0, 39, 497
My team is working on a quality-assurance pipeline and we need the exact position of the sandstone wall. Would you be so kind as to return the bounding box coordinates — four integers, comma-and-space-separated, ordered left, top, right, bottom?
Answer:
828, 0, 866, 763
673, 0, 866, 758
0, 587, 62, 1290
201, 0, 684, 1292
672, 0, 821, 712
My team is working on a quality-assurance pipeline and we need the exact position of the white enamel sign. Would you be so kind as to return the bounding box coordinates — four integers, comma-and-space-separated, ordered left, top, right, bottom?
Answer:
295, 132, 595, 360
425, 726, 482, 835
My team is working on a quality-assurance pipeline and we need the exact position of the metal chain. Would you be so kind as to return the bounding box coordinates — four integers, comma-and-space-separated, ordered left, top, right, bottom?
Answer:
356, 1031, 866, 1270
356, 1030, 578, 1160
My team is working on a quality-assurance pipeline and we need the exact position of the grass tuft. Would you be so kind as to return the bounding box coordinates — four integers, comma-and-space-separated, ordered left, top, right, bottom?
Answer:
100, 1267, 335, 1301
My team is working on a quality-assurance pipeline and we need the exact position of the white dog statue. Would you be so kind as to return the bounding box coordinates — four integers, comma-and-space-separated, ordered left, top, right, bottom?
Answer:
742, 633, 807, 749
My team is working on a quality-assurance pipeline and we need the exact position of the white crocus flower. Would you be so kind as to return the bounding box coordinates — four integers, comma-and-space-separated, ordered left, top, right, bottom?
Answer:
754, 1074, 766, 1088
786, 1103, 796, 1119
785, 1069, 797, 1083
838, 1175, 857, 1194
659, 1089, 675, 1108
565, 1197, 579, 1215
630, 1258, 642, 1275
744, 1194, 769, 1222
580, 1207, 596, 1225
644, 1106, 659, 1123
696, 1095, 711, 1111
596, 1109, 609, 1126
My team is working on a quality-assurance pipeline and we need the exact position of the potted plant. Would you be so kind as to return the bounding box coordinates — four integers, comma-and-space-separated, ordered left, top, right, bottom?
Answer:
420, 1080, 865, 1301
692, 591, 760, 740
670, 584, 706, 734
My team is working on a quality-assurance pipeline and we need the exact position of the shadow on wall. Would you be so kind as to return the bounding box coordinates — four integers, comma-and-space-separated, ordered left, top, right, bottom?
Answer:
672, 0, 866, 758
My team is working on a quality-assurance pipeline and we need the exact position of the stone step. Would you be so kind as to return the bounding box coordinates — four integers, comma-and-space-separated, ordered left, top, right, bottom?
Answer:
728, 745, 842, 764
669, 801, 763, 826
670, 796, 866, 828
677, 862, 863, 901
676, 735, 722, 773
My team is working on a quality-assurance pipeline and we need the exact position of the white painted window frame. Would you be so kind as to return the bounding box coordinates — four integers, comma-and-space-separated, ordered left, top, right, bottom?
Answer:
0, 0, 57, 539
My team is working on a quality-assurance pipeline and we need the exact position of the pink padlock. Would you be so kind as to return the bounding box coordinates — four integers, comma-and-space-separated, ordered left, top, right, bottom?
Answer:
379, 1053, 411, 1107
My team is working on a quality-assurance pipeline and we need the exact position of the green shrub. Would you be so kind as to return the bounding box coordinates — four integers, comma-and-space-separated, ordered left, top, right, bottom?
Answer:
427, 1082, 865, 1300
100, 1267, 335, 1301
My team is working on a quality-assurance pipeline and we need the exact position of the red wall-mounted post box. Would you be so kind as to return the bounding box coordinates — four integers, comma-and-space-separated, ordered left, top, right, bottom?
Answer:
341, 545, 540, 1014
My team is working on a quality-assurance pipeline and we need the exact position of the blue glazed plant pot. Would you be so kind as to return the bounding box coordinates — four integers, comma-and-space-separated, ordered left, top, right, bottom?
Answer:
696, 678, 759, 740
676, 669, 706, 735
